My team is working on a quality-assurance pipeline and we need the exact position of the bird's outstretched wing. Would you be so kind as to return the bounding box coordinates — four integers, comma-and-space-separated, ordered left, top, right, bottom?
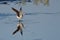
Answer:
12, 7, 19, 14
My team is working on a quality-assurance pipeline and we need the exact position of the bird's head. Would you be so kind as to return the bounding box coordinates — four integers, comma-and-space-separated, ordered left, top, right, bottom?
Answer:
20, 7, 22, 11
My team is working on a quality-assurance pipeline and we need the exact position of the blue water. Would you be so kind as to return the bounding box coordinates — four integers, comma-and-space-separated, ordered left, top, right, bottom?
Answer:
0, 12, 60, 40
0, 0, 60, 40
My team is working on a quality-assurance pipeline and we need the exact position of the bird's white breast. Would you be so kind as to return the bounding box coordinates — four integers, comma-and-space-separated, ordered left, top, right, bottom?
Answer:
17, 11, 23, 20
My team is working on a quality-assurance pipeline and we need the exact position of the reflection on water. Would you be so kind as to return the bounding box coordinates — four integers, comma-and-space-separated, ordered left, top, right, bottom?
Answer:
12, 20, 24, 36
0, 12, 60, 40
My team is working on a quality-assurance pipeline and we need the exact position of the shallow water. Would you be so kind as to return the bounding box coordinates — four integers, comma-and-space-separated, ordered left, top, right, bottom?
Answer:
0, 1, 60, 40
0, 12, 60, 40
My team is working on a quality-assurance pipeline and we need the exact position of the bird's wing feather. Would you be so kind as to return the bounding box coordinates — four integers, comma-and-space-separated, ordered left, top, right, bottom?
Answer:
12, 7, 19, 14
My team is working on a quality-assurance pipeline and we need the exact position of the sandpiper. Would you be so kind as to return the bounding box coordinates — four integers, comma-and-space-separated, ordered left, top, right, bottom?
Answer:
12, 7, 23, 21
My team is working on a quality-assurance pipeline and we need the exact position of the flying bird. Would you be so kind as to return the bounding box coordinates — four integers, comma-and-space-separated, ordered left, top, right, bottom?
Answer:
12, 7, 23, 21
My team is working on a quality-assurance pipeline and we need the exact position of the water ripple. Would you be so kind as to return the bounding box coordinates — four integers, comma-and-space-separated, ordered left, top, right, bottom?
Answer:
0, 13, 15, 20
25, 12, 60, 15
0, 13, 15, 16
0, 12, 60, 20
